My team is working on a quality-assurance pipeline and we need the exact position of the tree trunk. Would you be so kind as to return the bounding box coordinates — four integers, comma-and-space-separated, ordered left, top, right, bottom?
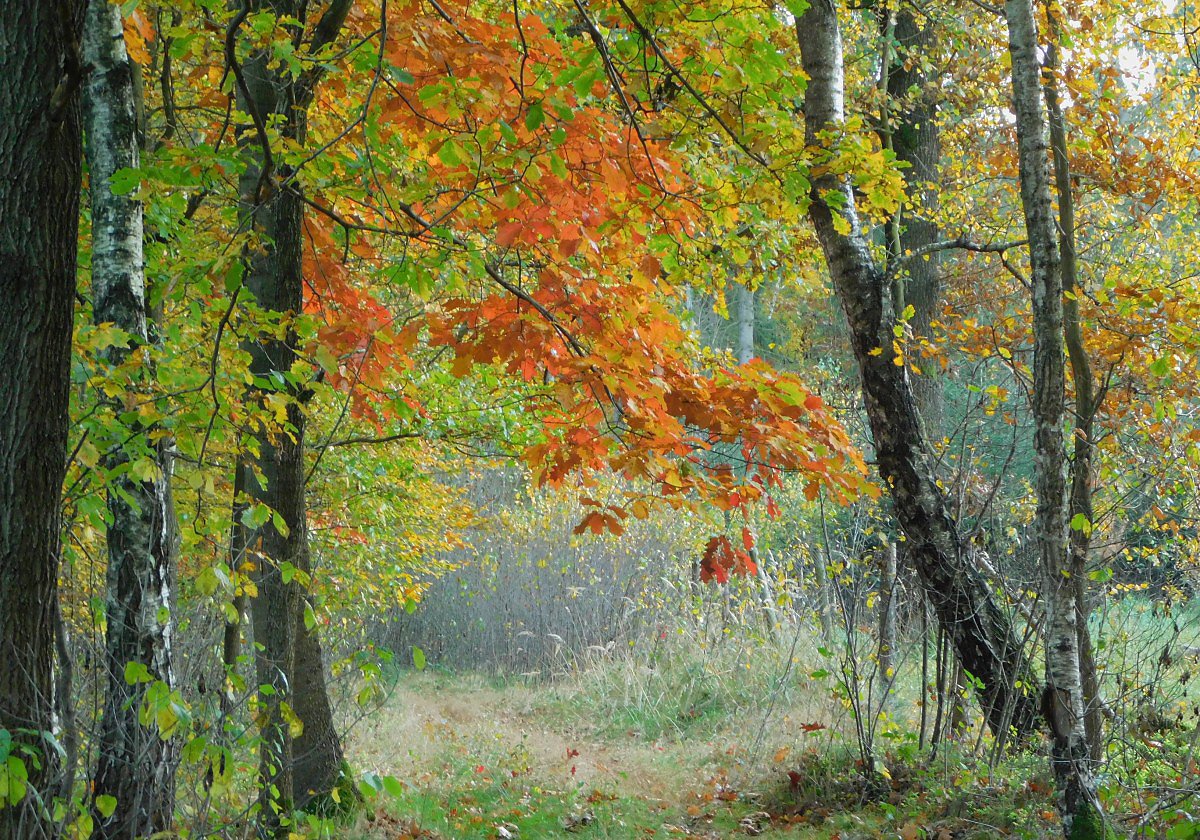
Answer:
1004, 0, 1102, 833
1042, 3, 1104, 765
795, 0, 1038, 740
885, 6, 942, 427
733, 281, 755, 365
876, 542, 898, 694
0, 3, 83, 835
83, 1, 180, 833
230, 2, 352, 822
730, 279, 781, 636
291, 609, 346, 810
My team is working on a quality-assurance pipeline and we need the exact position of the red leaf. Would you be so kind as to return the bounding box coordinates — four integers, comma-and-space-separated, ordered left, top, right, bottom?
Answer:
766, 496, 781, 519
496, 221, 523, 246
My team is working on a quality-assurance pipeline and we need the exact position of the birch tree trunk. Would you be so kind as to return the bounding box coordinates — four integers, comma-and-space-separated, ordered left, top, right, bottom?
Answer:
0, 3, 83, 835
1042, 4, 1104, 764
795, 0, 1039, 740
83, 1, 180, 833
730, 279, 782, 635
1004, 0, 1103, 832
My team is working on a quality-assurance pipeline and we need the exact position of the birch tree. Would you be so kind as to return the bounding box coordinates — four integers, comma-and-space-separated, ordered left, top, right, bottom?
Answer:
794, 0, 1039, 740
82, 0, 180, 833
1004, 0, 1103, 832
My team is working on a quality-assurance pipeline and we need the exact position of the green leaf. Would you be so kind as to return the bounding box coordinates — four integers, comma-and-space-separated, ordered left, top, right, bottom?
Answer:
156, 704, 180, 738
124, 661, 152, 685
437, 140, 465, 168
108, 167, 141, 196
525, 101, 545, 132
388, 65, 414, 85
1070, 513, 1092, 535
195, 567, 219, 598
360, 772, 383, 797
412, 646, 426, 671
241, 503, 271, 530
129, 458, 163, 484
271, 509, 290, 538
223, 261, 244, 293
96, 794, 118, 819
3, 755, 29, 806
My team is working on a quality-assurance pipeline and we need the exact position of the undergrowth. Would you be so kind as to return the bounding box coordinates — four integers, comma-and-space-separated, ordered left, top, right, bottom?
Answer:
326, 594, 1200, 838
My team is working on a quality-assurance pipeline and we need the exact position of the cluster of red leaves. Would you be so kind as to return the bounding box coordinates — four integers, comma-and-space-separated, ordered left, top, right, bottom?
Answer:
302, 216, 415, 418
698, 534, 756, 584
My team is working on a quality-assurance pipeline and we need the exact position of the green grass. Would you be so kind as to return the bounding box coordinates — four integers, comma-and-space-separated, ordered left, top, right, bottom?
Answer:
330, 600, 1200, 839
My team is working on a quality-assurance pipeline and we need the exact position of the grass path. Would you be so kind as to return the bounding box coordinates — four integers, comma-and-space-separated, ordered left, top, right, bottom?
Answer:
340, 672, 1075, 839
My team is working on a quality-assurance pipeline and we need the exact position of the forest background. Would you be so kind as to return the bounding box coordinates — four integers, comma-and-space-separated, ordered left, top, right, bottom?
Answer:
2, 0, 1200, 837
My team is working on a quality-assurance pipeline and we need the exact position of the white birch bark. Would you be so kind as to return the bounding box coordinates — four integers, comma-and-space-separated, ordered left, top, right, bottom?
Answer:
1004, 0, 1103, 833
83, 0, 178, 834
794, 0, 1039, 739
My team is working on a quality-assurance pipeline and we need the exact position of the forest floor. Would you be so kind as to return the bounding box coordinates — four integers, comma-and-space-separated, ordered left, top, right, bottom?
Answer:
342, 671, 1073, 840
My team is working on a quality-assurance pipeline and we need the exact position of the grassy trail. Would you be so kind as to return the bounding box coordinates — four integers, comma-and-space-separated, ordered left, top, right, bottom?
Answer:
342, 672, 1074, 840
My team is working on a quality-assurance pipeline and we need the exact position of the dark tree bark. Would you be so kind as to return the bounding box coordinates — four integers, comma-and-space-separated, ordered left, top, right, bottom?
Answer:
1004, 0, 1102, 833
795, 0, 1039, 741
235, 105, 303, 828
291, 604, 345, 810
0, 2, 84, 835
83, 0, 180, 834
884, 6, 942, 425
229, 2, 353, 826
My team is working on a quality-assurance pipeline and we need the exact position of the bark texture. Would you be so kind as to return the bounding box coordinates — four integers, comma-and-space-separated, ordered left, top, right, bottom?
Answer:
885, 6, 942, 425
230, 2, 351, 824
1004, 0, 1102, 833
795, 0, 1038, 740
83, 0, 179, 834
0, 2, 83, 835
1042, 5, 1103, 764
